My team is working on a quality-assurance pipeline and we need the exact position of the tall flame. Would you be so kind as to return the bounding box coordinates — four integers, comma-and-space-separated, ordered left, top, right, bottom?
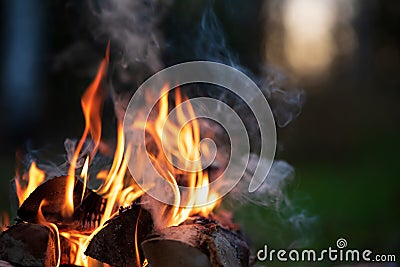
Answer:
55, 42, 149, 266
62, 43, 110, 218
59, 44, 143, 266
140, 87, 219, 227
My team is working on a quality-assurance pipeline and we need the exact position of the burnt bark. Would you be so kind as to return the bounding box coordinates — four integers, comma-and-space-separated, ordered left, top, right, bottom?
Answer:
142, 217, 250, 267
17, 176, 105, 231
85, 204, 153, 267
0, 223, 57, 267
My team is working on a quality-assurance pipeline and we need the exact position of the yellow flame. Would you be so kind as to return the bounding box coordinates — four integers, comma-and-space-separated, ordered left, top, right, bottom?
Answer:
63, 43, 110, 219
15, 161, 45, 206
142, 87, 220, 227
80, 156, 90, 203
59, 232, 90, 266
82, 123, 143, 259
16, 49, 222, 266
94, 123, 143, 225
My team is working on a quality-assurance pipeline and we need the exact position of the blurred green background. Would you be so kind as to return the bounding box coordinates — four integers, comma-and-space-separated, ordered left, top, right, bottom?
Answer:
0, 0, 399, 266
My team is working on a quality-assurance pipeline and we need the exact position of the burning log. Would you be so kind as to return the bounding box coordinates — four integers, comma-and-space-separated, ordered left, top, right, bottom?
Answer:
0, 223, 58, 267
2, 43, 255, 267
142, 217, 250, 267
17, 176, 105, 231
85, 203, 153, 267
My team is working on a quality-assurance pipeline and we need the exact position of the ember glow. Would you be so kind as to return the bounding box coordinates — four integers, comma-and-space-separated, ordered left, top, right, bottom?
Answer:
0, 212, 10, 232
93, 122, 139, 226
60, 232, 91, 266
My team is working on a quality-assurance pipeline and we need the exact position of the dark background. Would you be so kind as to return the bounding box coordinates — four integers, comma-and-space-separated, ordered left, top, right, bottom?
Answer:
0, 0, 399, 266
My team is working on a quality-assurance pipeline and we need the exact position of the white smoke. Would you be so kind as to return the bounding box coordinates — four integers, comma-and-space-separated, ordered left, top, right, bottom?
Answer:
13, 0, 313, 244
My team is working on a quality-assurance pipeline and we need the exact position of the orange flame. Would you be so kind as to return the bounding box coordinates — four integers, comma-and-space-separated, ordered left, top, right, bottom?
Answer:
38, 200, 61, 267
94, 122, 141, 226
141, 87, 220, 227
15, 161, 45, 206
59, 231, 92, 266
15, 46, 222, 266
1, 212, 10, 231
63, 43, 110, 218
60, 45, 142, 266
82, 122, 143, 256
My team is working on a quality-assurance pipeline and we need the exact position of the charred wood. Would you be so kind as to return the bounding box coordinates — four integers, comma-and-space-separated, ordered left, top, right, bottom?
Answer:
17, 176, 105, 231
142, 217, 250, 267
85, 204, 153, 267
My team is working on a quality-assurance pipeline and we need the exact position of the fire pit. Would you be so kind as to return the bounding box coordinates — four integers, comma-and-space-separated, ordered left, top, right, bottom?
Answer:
0, 46, 256, 267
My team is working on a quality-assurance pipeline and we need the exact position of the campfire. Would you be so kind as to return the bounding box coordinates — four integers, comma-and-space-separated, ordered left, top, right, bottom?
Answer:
0, 45, 252, 267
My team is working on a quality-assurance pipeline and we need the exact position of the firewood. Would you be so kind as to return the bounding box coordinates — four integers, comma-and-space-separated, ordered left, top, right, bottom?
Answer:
17, 176, 105, 231
85, 203, 153, 267
141, 217, 250, 267
0, 223, 57, 267
0, 260, 15, 267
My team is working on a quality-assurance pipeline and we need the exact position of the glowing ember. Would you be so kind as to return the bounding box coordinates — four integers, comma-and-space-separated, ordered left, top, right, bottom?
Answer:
59, 232, 90, 266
